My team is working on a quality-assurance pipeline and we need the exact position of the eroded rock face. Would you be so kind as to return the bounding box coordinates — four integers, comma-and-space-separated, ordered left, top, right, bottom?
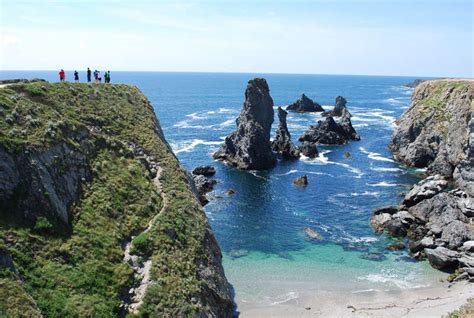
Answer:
213, 78, 276, 170
390, 80, 473, 175
286, 94, 324, 112
376, 80, 474, 277
272, 107, 300, 159
0, 131, 93, 227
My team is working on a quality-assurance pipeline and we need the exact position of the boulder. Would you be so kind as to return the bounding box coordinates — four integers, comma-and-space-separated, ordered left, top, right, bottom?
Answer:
461, 241, 474, 252
440, 220, 474, 249
373, 206, 398, 215
298, 142, 318, 158
370, 213, 392, 233
425, 247, 460, 271
293, 175, 308, 186
192, 166, 216, 176
271, 107, 300, 159
402, 175, 448, 208
213, 78, 276, 170
384, 219, 408, 237
286, 94, 324, 112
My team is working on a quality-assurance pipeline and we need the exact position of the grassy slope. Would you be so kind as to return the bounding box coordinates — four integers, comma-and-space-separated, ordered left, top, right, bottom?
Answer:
0, 82, 212, 317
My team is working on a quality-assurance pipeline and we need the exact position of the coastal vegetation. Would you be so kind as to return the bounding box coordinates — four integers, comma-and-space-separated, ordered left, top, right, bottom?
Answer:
0, 81, 234, 317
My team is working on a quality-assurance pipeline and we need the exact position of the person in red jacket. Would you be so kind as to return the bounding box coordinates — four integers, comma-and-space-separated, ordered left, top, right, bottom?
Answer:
59, 69, 65, 82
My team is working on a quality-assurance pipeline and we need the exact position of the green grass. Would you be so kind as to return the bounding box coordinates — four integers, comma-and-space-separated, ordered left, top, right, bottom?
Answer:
448, 298, 474, 318
0, 82, 217, 316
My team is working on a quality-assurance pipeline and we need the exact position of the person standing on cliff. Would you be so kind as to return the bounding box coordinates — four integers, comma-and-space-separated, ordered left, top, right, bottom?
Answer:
107, 71, 111, 83
94, 70, 98, 83
74, 70, 79, 83
59, 69, 65, 82
87, 67, 91, 82
103, 71, 108, 83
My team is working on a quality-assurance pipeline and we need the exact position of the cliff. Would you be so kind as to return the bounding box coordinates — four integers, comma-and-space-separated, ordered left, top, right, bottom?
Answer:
390, 79, 473, 183
0, 81, 235, 316
373, 79, 474, 278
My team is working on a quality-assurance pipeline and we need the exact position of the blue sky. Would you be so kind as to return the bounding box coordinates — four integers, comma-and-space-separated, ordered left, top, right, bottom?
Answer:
1, 0, 472, 77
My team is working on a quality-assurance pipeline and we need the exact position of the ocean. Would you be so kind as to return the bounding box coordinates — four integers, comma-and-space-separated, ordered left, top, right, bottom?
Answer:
0, 71, 444, 311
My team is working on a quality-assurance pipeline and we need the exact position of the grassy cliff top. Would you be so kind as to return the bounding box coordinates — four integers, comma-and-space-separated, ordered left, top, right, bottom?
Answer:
0, 82, 230, 317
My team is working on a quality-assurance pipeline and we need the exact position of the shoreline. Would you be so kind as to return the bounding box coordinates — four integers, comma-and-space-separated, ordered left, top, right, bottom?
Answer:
238, 281, 473, 317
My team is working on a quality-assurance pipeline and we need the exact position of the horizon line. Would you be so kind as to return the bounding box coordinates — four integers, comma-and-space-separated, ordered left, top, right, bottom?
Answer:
0, 69, 463, 79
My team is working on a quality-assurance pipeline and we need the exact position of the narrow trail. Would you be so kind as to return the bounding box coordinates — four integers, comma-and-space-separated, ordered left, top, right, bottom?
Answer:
123, 164, 168, 314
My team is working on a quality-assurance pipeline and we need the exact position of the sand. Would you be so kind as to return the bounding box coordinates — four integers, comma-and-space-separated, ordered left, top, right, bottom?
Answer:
238, 281, 474, 317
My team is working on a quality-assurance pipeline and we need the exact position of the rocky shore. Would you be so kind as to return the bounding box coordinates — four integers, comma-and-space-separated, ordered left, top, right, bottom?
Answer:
372, 79, 474, 281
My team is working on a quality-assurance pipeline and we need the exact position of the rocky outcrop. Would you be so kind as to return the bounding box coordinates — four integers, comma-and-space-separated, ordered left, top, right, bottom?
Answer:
298, 108, 360, 145
293, 175, 308, 186
299, 142, 318, 158
390, 80, 473, 176
193, 174, 217, 206
404, 79, 426, 88
192, 165, 216, 176
213, 78, 276, 170
0, 81, 235, 316
322, 96, 348, 117
373, 80, 474, 278
286, 94, 324, 112
272, 107, 300, 159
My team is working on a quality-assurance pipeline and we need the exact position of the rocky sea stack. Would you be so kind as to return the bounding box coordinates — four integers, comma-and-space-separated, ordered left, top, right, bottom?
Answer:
299, 107, 360, 145
373, 79, 474, 278
272, 107, 300, 159
286, 94, 324, 112
213, 78, 276, 170
0, 81, 235, 317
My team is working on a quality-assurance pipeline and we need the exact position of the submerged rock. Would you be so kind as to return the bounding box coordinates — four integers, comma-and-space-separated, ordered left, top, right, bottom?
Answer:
304, 227, 322, 240
286, 94, 324, 112
213, 78, 276, 170
425, 247, 460, 271
294, 175, 308, 186
192, 165, 216, 176
272, 107, 300, 159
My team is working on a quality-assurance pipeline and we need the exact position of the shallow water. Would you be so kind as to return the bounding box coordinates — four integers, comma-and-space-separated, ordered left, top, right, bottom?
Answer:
1, 71, 445, 309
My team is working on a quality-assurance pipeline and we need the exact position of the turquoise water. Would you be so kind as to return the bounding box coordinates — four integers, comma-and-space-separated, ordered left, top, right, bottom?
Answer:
1, 71, 445, 308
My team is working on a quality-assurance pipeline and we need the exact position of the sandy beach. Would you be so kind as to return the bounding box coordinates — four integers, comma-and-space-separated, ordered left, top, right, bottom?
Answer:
238, 281, 474, 317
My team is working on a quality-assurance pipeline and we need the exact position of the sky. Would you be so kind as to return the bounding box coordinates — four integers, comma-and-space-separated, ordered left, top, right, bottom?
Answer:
0, 0, 473, 77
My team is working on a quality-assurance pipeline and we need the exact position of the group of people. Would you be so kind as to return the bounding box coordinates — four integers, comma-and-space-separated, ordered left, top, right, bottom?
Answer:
59, 68, 111, 83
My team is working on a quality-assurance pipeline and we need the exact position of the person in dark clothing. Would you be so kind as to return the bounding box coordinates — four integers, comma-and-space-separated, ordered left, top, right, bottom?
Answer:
87, 68, 91, 82
107, 70, 111, 83
104, 71, 108, 83
74, 70, 79, 83
94, 70, 99, 83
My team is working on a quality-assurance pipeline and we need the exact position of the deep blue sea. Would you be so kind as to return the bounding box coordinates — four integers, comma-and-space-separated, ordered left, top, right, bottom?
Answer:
1, 71, 444, 309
